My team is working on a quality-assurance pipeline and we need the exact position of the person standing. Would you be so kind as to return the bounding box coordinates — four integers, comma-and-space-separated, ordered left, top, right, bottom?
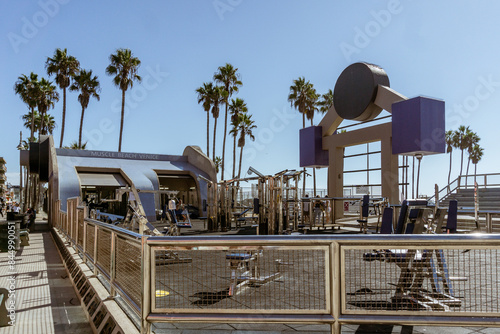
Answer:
26, 207, 36, 231
313, 199, 322, 226
302, 194, 310, 225
168, 198, 177, 223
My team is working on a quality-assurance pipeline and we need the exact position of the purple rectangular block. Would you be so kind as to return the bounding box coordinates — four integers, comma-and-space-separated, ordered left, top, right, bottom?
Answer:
392, 96, 445, 155
300, 126, 329, 167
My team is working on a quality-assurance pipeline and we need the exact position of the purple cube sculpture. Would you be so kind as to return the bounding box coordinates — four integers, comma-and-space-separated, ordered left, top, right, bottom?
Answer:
300, 126, 329, 167
392, 96, 445, 155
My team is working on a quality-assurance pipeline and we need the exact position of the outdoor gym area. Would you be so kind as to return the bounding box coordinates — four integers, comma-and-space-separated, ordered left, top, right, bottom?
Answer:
3, 62, 500, 334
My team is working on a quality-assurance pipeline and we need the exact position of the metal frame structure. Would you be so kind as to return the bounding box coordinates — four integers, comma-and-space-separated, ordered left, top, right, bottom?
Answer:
202, 170, 303, 234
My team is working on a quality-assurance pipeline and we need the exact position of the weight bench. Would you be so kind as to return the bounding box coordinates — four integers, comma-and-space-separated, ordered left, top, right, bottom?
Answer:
363, 200, 463, 311
226, 251, 282, 296
357, 195, 370, 233
233, 208, 250, 228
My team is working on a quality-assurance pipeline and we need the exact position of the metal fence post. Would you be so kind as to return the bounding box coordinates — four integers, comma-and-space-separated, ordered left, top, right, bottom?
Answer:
141, 236, 152, 334
82, 220, 87, 264
486, 213, 492, 233
94, 225, 98, 276
331, 241, 341, 334
110, 231, 117, 297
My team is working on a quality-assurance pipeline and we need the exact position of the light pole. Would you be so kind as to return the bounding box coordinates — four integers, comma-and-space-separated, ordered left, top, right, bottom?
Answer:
415, 154, 423, 198
16, 131, 24, 210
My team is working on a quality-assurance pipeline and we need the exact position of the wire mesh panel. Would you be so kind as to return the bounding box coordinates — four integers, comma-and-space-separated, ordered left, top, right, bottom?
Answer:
85, 223, 95, 261
115, 236, 142, 309
67, 198, 78, 240
153, 246, 328, 313
96, 229, 112, 277
60, 212, 67, 232
343, 247, 500, 315
77, 209, 84, 247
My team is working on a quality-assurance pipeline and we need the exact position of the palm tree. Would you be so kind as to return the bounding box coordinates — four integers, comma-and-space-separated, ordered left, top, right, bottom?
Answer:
466, 132, 480, 183
235, 113, 256, 183
22, 110, 40, 136
470, 144, 484, 184
36, 78, 59, 140
106, 48, 141, 152
445, 130, 456, 191
455, 125, 471, 179
210, 85, 227, 162
14, 73, 40, 141
306, 88, 319, 195
228, 98, 248, 179
46, 48, 80, 147
214, 63, 242, 180
288, 77, 317, 195
214, 156, 222, 174
70, 70, 101, 149
229, 115, 241, 180
18, 139, 32, 150
38, 113, 56, 135
318, 89, 334, 114
196, 82, 214, 157
64, 141, 87, 150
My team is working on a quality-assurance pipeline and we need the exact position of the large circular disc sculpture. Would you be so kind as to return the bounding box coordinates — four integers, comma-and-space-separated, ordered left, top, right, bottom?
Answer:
333, 62, 390, 121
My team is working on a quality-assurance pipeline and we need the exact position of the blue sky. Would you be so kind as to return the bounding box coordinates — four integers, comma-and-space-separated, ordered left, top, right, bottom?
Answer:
1, 0, 499, 197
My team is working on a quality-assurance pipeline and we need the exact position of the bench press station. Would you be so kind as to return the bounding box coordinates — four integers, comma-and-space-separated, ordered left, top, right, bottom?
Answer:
363, 200, 464, 311
225, 251, 284, 296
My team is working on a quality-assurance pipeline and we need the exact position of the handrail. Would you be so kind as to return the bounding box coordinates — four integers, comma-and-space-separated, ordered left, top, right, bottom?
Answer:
84, 217, 143, 240
429, 173, 500, 203
145, 233, 500, 244
142, 233, 500, 333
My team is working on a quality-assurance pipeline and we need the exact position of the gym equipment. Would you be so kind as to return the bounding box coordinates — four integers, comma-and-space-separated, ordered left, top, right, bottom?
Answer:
363, 199, 463, 311
226, 251, 282, 296
204, 170, 303, 235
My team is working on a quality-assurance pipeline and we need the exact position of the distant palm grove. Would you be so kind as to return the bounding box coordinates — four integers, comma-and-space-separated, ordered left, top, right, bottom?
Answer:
14, 47, 140, 151
13, 48, 484, 186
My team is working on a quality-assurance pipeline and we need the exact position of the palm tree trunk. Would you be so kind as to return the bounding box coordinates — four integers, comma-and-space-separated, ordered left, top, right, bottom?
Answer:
232, 135, 237, 179
302, 113, 306, 197
79, 105, 85, 149
212, 116, 218, 161
466, 157, 471, 187
311, 118, 316, 196
39, 110, 45, 141
222, 103, 228, 180
118, 90, 125, 152
60, 87, 66, 148
231, 135, 237, 202
474, 164, 477, 185
447, 151, 453, 192
459, 149, 464, 176
237, 144, 244, 192
206, 111, 210, 157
